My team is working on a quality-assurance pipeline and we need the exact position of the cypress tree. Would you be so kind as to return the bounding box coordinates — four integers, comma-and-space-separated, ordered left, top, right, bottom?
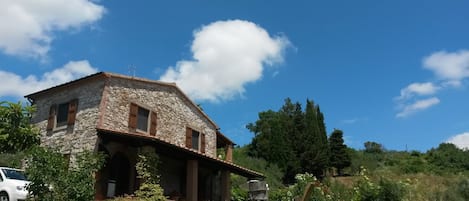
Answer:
329, 129, 351, 175
301, 99, 329, 178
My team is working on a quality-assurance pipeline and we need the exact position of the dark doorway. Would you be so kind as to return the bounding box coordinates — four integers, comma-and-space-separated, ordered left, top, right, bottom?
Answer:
110, 152, 131, 196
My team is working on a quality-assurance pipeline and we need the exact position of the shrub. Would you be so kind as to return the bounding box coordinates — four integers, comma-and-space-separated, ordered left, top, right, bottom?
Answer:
133, 149, 165, 201
0, 152, 26, 168
352, 167, 409, 201
26, 146, 105, 201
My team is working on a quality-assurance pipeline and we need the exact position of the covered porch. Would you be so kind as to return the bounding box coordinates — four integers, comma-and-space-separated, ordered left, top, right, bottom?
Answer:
94, 128, 263, 201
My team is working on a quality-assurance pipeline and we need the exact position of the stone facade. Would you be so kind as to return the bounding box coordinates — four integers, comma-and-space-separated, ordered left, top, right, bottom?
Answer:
29, 73, 218, 158
30, 79, 105, 155
99, 76, 217, 157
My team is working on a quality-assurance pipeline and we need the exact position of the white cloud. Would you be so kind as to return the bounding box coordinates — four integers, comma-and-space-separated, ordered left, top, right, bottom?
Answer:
160, 20, 290, 102
0, 0, 105, 59
423, 50, 469, 81
394, 50, 469, 118
396, 97, 440, 118
396, 82, 439, 100
447, 132, 469, 150
0, 60, 98, 97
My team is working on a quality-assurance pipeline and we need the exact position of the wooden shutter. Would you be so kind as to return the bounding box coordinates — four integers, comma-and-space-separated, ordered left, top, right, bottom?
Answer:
129, 103, 138, 130
201, 133, 206, 153
46, 104, 56, 131
186, 127, 192, 148
149, 111, 157, 136
67, 99, 78, 125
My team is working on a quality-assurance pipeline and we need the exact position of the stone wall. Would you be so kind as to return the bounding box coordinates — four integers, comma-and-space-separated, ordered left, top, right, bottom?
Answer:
30, 79, 105, 155
100, 77, 218, 157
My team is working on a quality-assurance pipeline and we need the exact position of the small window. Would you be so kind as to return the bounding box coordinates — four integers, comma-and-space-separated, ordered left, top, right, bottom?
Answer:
129, 103, 157, 135
137, 107, 150, 132
47, 99, 78, 131
56, 102, 69, 127
192, 130, 200, 150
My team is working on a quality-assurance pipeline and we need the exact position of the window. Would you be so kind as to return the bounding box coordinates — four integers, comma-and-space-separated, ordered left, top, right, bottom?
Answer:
1, 169, 27, 181
192, 130, 200, 150
129, 103, 157, 135
56, 102, 69, 127
47, 99, 78, 131
137, 107, 150, 132
186, 127, 205, 153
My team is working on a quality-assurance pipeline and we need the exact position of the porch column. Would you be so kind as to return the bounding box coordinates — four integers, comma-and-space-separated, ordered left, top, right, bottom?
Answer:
225, 144, 233, 162
186, 160, 198, 201
94, 170, 105, 200
221, 170, 231, 201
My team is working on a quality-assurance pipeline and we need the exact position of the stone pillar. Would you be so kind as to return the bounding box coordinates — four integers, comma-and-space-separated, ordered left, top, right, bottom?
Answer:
221, 170, 231, 201
186, 160, 198, 201
225, 144, 233, 162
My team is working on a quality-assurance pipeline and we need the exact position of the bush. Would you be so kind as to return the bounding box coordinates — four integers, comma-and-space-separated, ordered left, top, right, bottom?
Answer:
352, 168, 408, 201
26, 146, 105, 201
133, 149, 165, 201
0, 152, 26, 168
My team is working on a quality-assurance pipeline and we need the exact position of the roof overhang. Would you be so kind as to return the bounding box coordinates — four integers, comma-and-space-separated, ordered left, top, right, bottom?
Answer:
96, 128, 263, 179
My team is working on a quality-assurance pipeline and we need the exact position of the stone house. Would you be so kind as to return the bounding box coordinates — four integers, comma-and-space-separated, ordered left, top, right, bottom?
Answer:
25, 72, 263, 201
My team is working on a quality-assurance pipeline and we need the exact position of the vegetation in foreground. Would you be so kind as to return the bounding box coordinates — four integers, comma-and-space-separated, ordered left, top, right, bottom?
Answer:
2, 99, 469, 201
231, 98, 469, 201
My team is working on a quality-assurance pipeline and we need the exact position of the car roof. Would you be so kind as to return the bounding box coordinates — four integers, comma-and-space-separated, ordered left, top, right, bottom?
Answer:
0, 167, 24, 171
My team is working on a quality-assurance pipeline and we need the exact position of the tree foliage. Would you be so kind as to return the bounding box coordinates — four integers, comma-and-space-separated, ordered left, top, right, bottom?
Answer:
364, 141, 384, 154
26, 146, 105, 201
329, 129, 351, 175
0, 101, 40, 153
134, 148, 166, 201
247, 98, 331, 183
426, 143, 469, 173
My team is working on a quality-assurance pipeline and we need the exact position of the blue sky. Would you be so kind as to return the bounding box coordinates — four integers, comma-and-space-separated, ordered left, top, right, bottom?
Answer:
1, 0, 469, 151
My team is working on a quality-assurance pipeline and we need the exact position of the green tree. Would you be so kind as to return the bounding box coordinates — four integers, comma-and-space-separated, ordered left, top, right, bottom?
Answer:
248, 98, 330, 182
300, 99, 329, 178
26, 147, 105, 201
0, 101, 40, 153
427, 143, 469, 173
329, 129, 351, 175
364, 141, 384, 154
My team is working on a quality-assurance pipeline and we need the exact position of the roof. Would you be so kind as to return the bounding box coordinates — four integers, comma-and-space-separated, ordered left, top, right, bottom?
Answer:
217, 131, 235, 147
25, 72, 219, 129
96, 128, 264, 179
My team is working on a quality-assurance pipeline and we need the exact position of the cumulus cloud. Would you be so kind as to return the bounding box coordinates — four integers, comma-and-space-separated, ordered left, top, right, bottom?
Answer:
0, 60, 98, 97
396, 82, 440, 100
396, 97, 440, 118
160, 20, 290, 102
447, 132, 469, 150
0, 0, 105, 59
423, 50, 469, 81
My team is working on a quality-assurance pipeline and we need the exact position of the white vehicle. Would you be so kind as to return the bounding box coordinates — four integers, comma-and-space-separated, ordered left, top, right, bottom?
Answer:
0, 167, 29, 201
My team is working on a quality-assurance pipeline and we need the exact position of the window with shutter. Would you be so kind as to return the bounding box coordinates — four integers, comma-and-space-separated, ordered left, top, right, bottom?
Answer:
186, 127, 192, 148
46, 104, 56, 131
47, 99, 78, 131
150, 111, 157, 136
186, 127, 203, 152
67, 99, 78, 125
201, 133, 206, 153
129, 103, 156, 135
129, 103, 138, 130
